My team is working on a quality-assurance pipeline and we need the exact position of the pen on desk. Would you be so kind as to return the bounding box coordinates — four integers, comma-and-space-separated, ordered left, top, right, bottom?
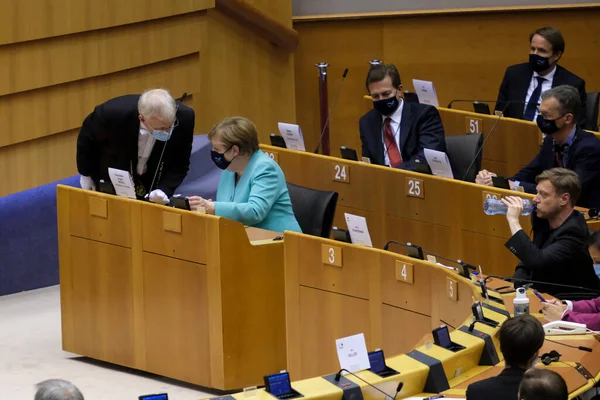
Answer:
423, 395, 445, 400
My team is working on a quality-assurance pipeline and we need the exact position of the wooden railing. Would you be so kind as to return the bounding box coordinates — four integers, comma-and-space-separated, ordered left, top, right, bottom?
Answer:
216, 0, 298, 52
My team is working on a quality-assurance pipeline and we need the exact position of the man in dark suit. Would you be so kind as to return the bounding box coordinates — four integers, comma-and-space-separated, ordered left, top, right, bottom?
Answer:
77, 89, 194, 204
466, 315, 544, 400
495, 27, 587, 126
502, 169, 600, 296
477, 85, 600, 209
359, 63, 445, 170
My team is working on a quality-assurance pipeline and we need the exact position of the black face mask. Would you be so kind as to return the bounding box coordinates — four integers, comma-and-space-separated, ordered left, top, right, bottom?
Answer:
536, 114, 565, 135
211, 147, 233, 170
529, 53, 551, 73
373, 94, 400, 116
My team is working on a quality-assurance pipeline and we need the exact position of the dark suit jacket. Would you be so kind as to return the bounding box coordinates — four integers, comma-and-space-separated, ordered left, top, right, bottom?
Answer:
506, 210, 600, 296
76, 94, 195, 198
359, 102, 446, 170
466, 368, 525, 400
510, 127, 600, 209
495, 63, 587, 126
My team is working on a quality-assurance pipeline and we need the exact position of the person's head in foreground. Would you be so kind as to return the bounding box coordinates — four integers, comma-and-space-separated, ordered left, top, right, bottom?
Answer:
35, 379, 84, 400
532, 168, 579, 220
208, 116, 260, 172
499, 314, 545, 370
518, 368, 568, 400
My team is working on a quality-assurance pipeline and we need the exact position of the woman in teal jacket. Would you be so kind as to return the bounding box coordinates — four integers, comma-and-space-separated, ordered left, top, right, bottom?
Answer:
188, 117, 301, 233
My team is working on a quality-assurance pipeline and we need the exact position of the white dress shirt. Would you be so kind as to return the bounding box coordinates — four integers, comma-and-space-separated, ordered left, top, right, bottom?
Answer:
380, 99, 404, 167
137, 127, 156, 175
523, 65, 556, 120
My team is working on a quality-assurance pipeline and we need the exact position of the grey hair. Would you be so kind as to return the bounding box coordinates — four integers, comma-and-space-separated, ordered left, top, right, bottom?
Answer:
541, 84, 581, 121
34, 379, 84, 400
138, 88, 177, 123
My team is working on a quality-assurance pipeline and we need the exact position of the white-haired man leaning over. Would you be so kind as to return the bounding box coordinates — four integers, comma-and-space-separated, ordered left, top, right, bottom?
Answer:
34, 379, 84, 400
77, 89, 195, 204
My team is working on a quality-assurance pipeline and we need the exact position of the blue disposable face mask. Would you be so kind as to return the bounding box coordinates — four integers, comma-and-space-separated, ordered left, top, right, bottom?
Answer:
144, 118, 178, 142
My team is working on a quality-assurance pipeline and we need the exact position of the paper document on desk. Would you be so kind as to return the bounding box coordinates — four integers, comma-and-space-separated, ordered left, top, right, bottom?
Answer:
412, 79, 440, 106
424, 148, 454, 179
108, 168, 136, 199
344, 213, 373, 247
336, 333, 370, 373
278, 122, 306, 151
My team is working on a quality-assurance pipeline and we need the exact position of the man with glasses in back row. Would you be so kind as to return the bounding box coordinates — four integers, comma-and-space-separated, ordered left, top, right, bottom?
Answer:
76, 88, 195, 204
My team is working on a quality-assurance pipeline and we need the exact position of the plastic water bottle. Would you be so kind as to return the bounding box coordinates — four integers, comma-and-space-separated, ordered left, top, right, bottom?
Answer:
513, 287, 530, 316
483, 198, 535, 216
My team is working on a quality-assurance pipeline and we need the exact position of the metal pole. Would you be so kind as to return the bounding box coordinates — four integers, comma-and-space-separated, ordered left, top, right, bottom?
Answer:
315, 62, 330, 155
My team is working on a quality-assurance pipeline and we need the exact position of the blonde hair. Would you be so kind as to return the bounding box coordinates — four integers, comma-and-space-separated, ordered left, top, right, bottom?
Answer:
138, 88, 176, 123
535, 167, 581, 206
208, 117, 260, 155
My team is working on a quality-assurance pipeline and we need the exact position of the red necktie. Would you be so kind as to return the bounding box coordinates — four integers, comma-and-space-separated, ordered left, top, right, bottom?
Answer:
384, 117, 402, 168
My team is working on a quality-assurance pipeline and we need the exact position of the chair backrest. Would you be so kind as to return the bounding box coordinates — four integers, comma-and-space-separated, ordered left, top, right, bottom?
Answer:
585, 92, 600, 131
444, 133, 483, 182
286, 183, 339, 238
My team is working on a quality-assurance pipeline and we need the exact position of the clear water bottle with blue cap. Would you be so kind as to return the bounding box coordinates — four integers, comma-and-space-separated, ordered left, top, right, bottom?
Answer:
483, 198, 535, 216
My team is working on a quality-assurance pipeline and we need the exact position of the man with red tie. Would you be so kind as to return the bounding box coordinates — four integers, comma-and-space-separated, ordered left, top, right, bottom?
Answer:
359, 63, 446, 170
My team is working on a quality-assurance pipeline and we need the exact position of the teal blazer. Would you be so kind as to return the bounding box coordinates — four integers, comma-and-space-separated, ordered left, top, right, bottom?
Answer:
214, 150, 301, 233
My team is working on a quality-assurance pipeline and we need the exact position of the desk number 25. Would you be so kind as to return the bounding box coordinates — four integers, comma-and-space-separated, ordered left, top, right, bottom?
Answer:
406, 177, 424, 198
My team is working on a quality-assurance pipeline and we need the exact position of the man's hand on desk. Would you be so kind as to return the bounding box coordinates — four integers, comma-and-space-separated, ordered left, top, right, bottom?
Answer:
502, 196, 524, 234
80, 175, 95, 191
187, 196, 215, 214
475, 169, 496, 186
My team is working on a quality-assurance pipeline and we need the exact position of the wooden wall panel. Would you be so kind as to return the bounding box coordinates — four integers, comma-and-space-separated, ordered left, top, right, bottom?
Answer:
0, 0, 214, 45
0, 129, 78, 197
1, 54, 200, 148
0, 13, 206, 97
198, 9, 296, 142
294, 8, 600, 155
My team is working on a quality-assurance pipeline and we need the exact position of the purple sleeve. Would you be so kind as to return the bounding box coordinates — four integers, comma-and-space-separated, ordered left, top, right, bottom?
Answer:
563, 311, 600, 331
571, 297, 600, 314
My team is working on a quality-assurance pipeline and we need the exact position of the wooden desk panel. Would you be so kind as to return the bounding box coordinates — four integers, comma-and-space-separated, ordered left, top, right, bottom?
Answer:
69, 190, 132, 248
382, 304, 432, 356
297, 236, 371, 300
141, 204, 211, 264
143, 252, 210, 386
69, 236, 135, 367
298, 286, 372, 378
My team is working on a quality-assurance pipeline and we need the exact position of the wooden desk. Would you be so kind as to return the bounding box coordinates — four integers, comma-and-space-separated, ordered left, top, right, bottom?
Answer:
206, 233, 599, 400
262, 144, 535, 278
57, 185, 285, 390
438, 107, 542, 177
284, 231, 482, 380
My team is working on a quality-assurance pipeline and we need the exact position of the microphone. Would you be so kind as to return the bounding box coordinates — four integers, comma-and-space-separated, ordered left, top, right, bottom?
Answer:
147, 92, 187, 198
384, 240, 476, 279
586, 208, 599, 220
461, 100, 526, 181
447, 99, 498, 109
314, 68, 349, 154
545, 338, 593, 352
334, 369, 403, 400
484, 275, 600, 296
